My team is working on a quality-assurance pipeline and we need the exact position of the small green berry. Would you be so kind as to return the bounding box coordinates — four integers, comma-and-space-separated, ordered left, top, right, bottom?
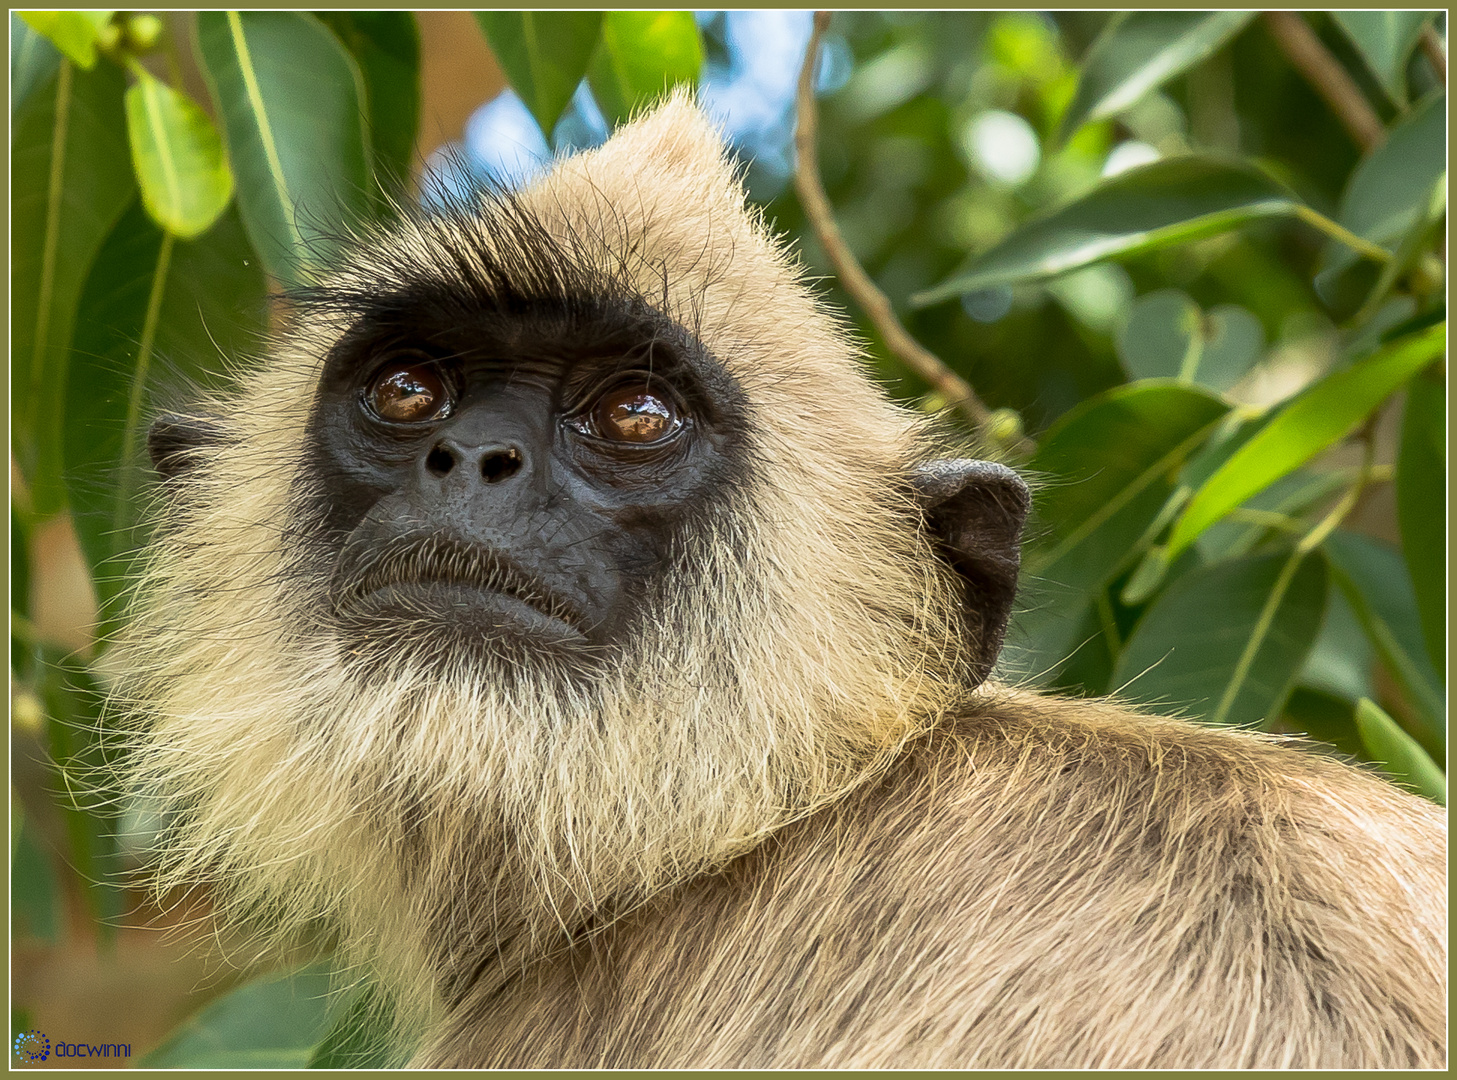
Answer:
986, 407, 1023, 447
125, 14, 165, 51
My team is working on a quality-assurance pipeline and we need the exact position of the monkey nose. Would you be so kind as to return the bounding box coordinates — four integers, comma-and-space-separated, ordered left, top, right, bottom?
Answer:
424, 441, 525, 484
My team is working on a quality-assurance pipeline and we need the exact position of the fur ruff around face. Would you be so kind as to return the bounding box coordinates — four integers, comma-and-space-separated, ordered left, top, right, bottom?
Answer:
115, 94, 973, 1022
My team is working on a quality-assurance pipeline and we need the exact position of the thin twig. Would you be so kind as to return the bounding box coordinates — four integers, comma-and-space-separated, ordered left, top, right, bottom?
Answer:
793, 10, 992, 431
1420, 25, 1446, 85
1261, 11, 1384, 153
1300, 418, 1377, 553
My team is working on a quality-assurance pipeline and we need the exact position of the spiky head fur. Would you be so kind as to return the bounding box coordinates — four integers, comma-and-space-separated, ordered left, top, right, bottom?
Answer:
114, 94, 973, 1029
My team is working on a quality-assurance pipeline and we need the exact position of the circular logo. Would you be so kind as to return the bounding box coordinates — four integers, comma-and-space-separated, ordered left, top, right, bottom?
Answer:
14, 1029, 50, 1064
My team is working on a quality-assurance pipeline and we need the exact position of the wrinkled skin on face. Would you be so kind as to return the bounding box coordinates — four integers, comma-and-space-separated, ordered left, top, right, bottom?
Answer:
300, 273, 755, 672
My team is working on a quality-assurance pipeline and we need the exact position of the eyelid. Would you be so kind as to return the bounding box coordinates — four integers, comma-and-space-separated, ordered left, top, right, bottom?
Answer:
568, 369, 684, 415
364, 346, 445, 382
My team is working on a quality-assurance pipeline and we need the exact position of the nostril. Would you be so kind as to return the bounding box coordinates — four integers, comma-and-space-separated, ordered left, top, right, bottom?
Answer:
426, 445, 456, 477
481, 447, 523, 483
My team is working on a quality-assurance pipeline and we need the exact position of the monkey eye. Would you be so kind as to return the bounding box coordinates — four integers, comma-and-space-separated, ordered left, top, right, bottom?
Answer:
584, 384, 683, 444
365, 362, 452, 424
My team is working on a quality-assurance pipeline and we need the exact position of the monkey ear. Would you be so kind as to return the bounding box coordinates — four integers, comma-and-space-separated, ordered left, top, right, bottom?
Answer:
911, 459, 1029, 686
148, 412, 224, 482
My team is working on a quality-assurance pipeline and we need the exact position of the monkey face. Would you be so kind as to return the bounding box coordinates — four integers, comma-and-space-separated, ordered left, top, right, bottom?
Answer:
298, 283, 752, 668
142, 92, 1029, 696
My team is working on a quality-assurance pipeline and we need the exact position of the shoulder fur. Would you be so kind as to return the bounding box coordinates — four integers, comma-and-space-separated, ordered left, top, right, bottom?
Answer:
422, 689, 1447, 1069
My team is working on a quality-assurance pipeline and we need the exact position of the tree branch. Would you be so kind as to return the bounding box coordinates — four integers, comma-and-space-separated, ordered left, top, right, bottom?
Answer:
1261, 11, 1384, 154
793, 10, 992, 431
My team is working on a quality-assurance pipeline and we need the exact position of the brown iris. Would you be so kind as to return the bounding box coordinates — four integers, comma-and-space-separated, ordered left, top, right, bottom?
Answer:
368, 363, 450, 423
592, 385, 680, 443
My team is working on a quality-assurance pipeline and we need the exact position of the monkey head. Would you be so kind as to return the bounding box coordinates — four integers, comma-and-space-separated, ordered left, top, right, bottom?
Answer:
120, 93, 1028, 1014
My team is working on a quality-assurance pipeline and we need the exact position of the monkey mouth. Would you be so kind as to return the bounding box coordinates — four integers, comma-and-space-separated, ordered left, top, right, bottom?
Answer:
331, 535, 590, 642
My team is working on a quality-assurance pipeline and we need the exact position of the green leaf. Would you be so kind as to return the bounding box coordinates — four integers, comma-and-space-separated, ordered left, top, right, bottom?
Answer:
306, 981, 405, 1068
914, 157, 1316, 304
1011, 382, 1228, 678
125, 70, 234, 239
11, 57, 135, 519
1117, 288, 1263, 392
1281, 686, 1363, 761
18, 10, 114, 70
1112, 548, 1328, 727
1045, 596, 1117, 698
11, 13, 61, 115
1346, 92, 1446, 241
1060, 11, 1254, 141
11, 815, 61, 943
12, 505, 31, 621
475, 11, 603, 136
1193, 467, 1348, 563
1164, 322, 1447, 561
65, 200, 266, 643
1317, 91, 1445, 295
1355, 697, 1446, 806
12, 505, 31, 676
1324, 530, 1444, 759
39, 651, 124, 938
1176, 409, 1267, 487
587, 11, 703, 128
142, 963, 337, 1068
1297, 580, 1374, 704
1117, 289, 1199, 380
1331, 11, 1433, 107
1026, 382, 1230, 588
1397, 367, 1445, 676
315, 12, 421, 197
196, 11, 372, 286
1350, 174, 1445, 328
1120, 409, 1272, 603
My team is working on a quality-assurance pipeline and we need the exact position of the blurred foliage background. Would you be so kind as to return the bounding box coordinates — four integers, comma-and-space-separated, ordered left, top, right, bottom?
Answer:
10, 9, 1447, 1068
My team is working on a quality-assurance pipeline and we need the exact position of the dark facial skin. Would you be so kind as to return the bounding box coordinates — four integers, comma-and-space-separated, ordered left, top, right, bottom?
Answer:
300, 296, 750, 666
147, 201, 1028, 689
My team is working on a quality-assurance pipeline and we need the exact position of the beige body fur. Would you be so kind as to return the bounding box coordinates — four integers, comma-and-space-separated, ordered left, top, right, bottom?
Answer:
424, 690, 1446, 1069
117, 95, 1446, 1068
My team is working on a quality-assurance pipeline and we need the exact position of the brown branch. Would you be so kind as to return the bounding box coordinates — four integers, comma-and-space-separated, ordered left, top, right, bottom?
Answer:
1420, 25, 1446, 85
1261, 11, 1384, 153
793, 10, 992, 431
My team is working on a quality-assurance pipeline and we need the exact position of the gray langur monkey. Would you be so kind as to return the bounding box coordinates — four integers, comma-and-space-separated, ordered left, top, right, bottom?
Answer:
116, 94, 1445, 1069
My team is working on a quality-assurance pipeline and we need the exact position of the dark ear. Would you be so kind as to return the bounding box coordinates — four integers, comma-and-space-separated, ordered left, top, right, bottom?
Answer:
912, 459, 1029, 686
148, 412, 224, 482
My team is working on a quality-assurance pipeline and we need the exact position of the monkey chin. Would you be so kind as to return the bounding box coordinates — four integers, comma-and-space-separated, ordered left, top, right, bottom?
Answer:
333, 580, 596, 676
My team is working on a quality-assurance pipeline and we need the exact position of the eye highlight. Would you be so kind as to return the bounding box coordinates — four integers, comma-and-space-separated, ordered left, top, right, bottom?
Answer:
366, 363, 452, 424
589, 385, 682, 444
